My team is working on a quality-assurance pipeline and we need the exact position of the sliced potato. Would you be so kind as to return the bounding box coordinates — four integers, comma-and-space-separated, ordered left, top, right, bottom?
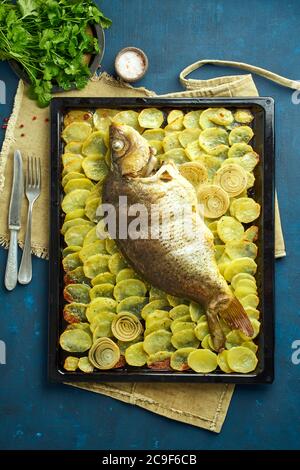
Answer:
188, 349, 218, 373
91, 272, 116, 286
64, 356, 79, 371
85, 197, 101, 222
143, 129, 165, 141
244, 307, 260, 320
116, 268, 139, 283
185, 141, 206, 160
125, 342, 148, 366
189, 301, 205, 322
61, 218, 94, 236
82, 131, 107, 157
217, 216, 244, 243
217, 350, 232, 373
149, 286, 168, 301
64, 266, 90, 286
83, 253, 110, 278
199, 108, 218, 129
240, 294, 259, 310
183, 110, 202, 129
241, 341, 258, 353
105, 238, 118, 255
62, 245, 82, 257
83, 226, 98, 246
162, 132, 182, 152
147, 351, 172, 369
160, 148, 189, 165
93, 108, 119, 132
171, 329, 200, 349
229, 126, 254, 145
228, 143, 253, 159
225, 330, 244, 349
178, 128, 201, 148
64, 110, 93, 127
141, 299, 170, 320
113, 110, 141, 131
225, 240, 258, 260
65, 224, 94, 247
86, 297, 117, 322
210, 108, 234, 126
62, 252, 82, 272
62, 153, 84, 173
108, 252, 128, 275
169, 304, 190, 320
164, 117, 184, 132
194, 321, 210, 341
199, 128, 229, 154
170, 347, 196, 371
90, 283, 114, 299
64, 141, 83, 155
227, 346, 258, 373
117, 296, 148, 318
138, 108, 164, 128
63, 302, 87, 324
62, 172, 85, 187
167, 109, 184, 124
166, 295, 188, 307
143, 329, 173, 355
64, 178, 94, 194
63, 284, 90, 304
61, 189, 91, 214
231, 197, 261, 223
197, 184, 229, 219
149, 140, 163, 155
62, 121, 92, 143
114, 279, 147, 301
171, 321, 195, 334
223, 257, 257, 282
231, 272, 256, 289
82, 155, 108, 182
60, 328, 92, 353
234, 109, 254, 124
78, 356, 94, 373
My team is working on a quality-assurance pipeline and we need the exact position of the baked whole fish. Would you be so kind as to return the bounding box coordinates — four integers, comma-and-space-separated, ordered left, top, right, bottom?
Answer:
103, 124, 253, 351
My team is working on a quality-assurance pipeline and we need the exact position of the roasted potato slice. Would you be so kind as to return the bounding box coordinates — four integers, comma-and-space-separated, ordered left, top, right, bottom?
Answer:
143, 129, 165, 141
199, 128, 229, 154
83, 254, 110, 278
171, 329, 200, 349
143, 329, 173, 355
86, 297, 117, 322
113, 279, 147, 301
223, 257, 257, 282
82, 156, 108, 182
138, 108, 164, 129
170, 347, 196, 371
117, 296, 148, 318
91, 272, 116, 286
233, 109, 254, 124
160, 148, 189, 165
64, 284, 90, 304
188, 349, 218, 373
227, 346, 258, 373
167, 110, 184, 124
64, 110, 93, 127
217, 216, 244, 243
62, 121, 92, 143
61, 189, 91, 214
63, 302, 87, 324
113, 110, 142, 131
82, 131, 107, 157
183, 110, 202, 129
93, 108, 119, 132
229, 126, 254, 145
65, 224, 94, 247
60, 328, 92, 353
125, 342, 148, 366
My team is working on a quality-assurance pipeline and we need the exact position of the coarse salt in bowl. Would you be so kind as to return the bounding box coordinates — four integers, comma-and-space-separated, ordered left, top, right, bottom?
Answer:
115, 47, 148, 83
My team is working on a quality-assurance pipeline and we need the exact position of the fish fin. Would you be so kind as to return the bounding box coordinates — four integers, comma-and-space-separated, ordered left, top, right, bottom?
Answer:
220, 297, 254, 337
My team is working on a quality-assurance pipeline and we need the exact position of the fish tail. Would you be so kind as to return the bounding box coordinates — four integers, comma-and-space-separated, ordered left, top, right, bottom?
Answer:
220, 297, 254, 337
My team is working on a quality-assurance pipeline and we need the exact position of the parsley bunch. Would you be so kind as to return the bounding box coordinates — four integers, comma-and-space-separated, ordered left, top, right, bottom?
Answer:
0, 0, 111, 107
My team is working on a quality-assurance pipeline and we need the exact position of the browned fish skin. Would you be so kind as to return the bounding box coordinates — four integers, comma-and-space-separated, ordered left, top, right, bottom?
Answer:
103, 124, 253, 350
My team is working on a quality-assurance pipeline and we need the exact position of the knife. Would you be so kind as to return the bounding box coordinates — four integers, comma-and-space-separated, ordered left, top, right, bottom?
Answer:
4, 150, 23, 291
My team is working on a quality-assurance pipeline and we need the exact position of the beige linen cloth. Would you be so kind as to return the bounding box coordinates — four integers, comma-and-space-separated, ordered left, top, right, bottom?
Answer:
0, 59, 294, 432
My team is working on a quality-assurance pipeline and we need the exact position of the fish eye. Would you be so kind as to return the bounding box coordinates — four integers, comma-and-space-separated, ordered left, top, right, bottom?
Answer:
112, 139, 125, 152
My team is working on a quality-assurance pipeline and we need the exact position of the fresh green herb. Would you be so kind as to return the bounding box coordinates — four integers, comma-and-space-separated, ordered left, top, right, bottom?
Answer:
0, 0, 111, 107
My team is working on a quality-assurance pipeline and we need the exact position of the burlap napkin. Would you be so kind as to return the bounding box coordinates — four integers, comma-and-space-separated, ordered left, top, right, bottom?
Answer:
0, 59, 293, 432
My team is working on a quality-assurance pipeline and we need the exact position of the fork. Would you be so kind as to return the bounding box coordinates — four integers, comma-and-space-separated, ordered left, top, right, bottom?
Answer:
18, 157, 41, 285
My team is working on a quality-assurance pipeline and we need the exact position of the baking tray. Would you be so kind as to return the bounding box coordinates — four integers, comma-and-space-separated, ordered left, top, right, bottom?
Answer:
49, 97, 275, 384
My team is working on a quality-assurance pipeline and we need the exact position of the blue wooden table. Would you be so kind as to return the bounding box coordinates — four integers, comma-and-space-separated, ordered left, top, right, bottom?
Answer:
0, 0, 299, 450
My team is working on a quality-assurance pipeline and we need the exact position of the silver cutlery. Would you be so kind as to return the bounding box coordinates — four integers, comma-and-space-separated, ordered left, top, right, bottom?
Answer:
18, 157, 41, 285
4, 150, 23, 291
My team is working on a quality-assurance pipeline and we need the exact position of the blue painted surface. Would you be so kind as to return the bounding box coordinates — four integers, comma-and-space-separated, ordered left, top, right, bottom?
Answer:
0, 0, 299, 450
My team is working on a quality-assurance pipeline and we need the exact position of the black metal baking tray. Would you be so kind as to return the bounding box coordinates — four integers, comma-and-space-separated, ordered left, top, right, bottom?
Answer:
49, 97, 275, 384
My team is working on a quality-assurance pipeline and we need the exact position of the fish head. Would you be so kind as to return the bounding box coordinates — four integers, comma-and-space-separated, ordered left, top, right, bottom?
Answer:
110, 124, 157, 177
